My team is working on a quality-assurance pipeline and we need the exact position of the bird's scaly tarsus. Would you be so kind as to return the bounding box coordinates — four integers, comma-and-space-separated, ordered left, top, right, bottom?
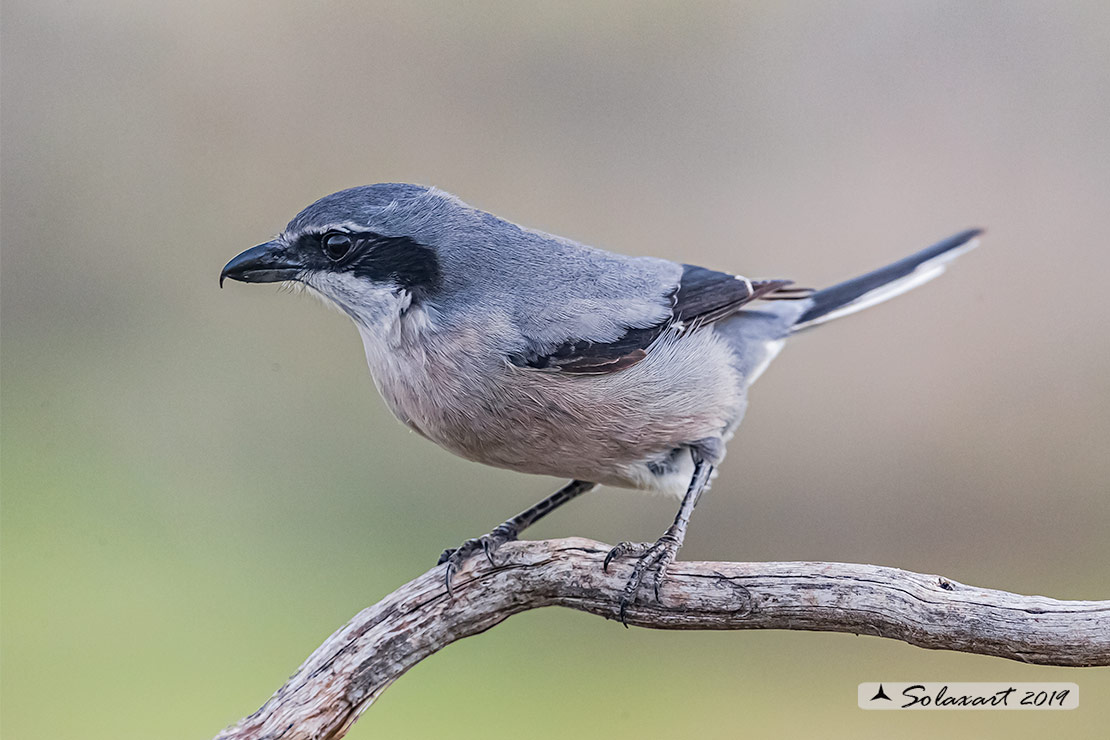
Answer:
438, 479, 596, 595
603, 458, 714, 625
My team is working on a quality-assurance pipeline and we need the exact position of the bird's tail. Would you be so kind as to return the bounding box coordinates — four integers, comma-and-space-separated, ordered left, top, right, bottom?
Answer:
789, 229, 982, 332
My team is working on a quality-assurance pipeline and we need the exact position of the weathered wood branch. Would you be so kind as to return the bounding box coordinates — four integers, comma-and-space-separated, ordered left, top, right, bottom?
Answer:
215, 537, 1110, 740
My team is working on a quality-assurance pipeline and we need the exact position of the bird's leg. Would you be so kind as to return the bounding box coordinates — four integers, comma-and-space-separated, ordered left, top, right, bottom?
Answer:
604, 455, 714, 625
439, 479, 596, 594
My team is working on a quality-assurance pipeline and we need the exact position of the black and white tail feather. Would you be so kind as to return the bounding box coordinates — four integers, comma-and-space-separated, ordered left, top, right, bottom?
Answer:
789, 229, 982, 332
721, 229, 981, 387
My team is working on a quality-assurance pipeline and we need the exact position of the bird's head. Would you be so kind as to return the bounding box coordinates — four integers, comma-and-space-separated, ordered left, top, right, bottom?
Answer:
221, 183, 473, 332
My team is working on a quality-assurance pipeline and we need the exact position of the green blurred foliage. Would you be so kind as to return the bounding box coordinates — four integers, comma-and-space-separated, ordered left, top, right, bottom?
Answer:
2, 1, 1108, 738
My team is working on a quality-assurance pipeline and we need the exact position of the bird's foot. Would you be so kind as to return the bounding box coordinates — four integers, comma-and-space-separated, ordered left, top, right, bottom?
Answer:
437, 523, 518, 596
603, 532, 682, 626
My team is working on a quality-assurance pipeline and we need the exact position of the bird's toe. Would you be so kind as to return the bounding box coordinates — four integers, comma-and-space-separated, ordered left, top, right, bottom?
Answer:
605, 534, 682, 625
438, 526, 520, 595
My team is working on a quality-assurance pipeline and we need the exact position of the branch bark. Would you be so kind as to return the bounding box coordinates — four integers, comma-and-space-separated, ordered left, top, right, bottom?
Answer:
215, 537, 1110, 740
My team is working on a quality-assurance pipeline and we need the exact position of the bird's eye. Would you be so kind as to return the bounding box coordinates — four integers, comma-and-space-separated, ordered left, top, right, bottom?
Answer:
321, 232, 353, 261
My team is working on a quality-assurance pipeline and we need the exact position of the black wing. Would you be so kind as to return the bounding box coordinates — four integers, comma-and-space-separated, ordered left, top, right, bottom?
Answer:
510, 265, 808, 375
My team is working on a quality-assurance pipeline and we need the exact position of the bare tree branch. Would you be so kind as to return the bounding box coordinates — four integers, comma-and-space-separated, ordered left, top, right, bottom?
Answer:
214, 537, 1110, 740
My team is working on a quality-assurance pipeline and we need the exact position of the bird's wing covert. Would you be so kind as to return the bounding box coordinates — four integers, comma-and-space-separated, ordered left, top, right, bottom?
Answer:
509, 265, 807, 375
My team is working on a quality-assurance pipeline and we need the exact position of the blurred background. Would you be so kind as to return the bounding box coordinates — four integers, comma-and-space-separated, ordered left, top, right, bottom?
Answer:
3, 1, 1108, 738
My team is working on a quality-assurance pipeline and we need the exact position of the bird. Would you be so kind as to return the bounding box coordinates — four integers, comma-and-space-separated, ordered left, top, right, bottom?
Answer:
221, 183, 980, 622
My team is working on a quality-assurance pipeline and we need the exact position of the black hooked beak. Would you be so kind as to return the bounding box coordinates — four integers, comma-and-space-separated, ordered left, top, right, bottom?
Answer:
220, 241, 304, 288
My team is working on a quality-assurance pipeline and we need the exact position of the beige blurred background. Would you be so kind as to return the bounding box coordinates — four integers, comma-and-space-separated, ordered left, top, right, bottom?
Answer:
3, 1, 1109, 738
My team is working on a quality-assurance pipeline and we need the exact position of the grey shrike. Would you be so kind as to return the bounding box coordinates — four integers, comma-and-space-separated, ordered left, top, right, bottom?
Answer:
221, 183, 980, 621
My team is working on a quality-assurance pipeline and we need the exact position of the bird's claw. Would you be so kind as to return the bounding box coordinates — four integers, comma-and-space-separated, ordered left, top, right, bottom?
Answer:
438, 524, 518, 596
603, 540, 651, 571
604, 534, 681, 626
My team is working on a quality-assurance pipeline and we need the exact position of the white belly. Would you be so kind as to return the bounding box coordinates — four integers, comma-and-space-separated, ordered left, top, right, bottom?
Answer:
362, 322, 747, 494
